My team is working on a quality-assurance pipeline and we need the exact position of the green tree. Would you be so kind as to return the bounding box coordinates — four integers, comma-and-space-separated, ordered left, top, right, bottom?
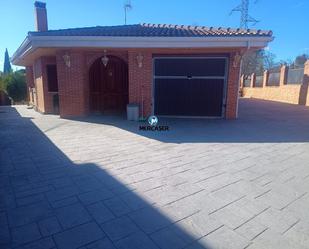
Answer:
0, 75, 5, 91
2, 71, 27, 102
3, 48, 12, 75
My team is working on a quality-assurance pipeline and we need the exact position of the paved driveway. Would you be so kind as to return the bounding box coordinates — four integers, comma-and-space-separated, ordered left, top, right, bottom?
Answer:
1, 98, 309, 249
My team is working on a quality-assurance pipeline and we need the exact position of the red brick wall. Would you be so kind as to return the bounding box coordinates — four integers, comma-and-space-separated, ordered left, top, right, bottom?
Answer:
226, 52, 241, 119
128, 48, 241, 119
33, 58, 45, 113
32, 57, 59, 113
56, 51, 87, 117
26, 66, 34, 88
29, 48, 242, 119
25, 66, 34, 104
128, 50, 152, 117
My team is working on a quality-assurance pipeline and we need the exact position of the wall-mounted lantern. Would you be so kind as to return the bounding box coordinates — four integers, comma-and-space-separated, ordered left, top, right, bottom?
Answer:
63, 53, 71, 68
101, 50, 109, 67
136, 53, 144, 68
233, 52, 242, 68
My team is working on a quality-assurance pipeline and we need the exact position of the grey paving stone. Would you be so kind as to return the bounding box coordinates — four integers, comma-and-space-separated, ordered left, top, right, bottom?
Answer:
110, 183, 134, 195
49, 196, 79, 208
87, 202, 115, 224
11, 223, 42, 246
2, 101, 309, 249
74, 176, 104, 192
128, 206, 172, 234
177, 210, 223, 239
115, 231, 160, 249
55, 203, 91, 229
15, 185, 53, 199
38, 216, 62, 236
0, 193, 16, 210
0, 224, 11, 246
150, 224, 195, 249
104, 197, 132, 217
100, 216, 139, 241
283, 222, 309, 249
86, 237, 116, 249
78, 189, 114, 205
46, 186, 79, 202
49, 177, 75, 189
252, 227, 307, 249
198, 226, 250, 249
53, 222, 104, 249
7, 201, 52, 227
235, 219, 268, 241
254, 208, 299, 234
0, 211, 7, 224
119, 192, 150, 211
15, 237, 55, 249
16, 193, 45, 206
209, 202, 253, 230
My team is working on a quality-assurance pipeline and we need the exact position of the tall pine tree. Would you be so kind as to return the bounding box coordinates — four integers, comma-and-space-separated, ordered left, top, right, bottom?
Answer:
3, 48, 12, 75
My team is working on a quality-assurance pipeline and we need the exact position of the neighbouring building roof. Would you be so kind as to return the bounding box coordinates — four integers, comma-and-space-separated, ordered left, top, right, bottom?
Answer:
28, 23, 273, 37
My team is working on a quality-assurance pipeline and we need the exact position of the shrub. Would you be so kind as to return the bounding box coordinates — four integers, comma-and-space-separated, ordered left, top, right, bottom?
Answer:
1, 71, 27, 103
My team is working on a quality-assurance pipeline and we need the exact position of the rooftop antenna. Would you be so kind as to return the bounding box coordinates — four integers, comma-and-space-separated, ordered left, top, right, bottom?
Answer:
230, 0, 259, 29
124, 0, 132, 25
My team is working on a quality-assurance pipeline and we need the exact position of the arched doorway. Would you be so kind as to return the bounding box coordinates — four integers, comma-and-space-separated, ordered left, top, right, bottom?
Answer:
89, 56, 128, 114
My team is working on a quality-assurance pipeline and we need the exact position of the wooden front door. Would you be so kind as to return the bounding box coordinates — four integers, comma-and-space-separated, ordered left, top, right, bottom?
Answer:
89, 56, 128, 113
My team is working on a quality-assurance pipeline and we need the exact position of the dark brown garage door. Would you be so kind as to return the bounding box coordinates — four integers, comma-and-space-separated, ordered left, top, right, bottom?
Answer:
153, 57, 227, 117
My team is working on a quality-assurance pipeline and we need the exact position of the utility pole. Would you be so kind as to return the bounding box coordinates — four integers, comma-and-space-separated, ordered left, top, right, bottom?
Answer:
230, 0, 258, 29
124, 0, 132, 25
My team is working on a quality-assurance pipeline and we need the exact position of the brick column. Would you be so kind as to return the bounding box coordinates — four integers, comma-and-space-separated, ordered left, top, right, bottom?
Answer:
25, 66, 34, 103
279, 65, 288, 86
56, 51, 87, 117
128, 50, 152, 118
250, 73, 256, 88
226, 52, 241, 119
262, 70, 269, 87
33, 58, 45, 113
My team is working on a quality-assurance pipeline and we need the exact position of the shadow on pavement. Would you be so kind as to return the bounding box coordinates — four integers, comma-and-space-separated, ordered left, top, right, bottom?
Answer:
0, 106, 213, 249
69, 98, 309, 143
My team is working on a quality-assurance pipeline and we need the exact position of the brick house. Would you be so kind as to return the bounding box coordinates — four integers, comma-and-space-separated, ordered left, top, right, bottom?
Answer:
12, 1, 273, 119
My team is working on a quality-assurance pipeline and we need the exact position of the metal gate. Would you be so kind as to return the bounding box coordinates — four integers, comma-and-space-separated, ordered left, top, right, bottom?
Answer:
153, 57, 228, 117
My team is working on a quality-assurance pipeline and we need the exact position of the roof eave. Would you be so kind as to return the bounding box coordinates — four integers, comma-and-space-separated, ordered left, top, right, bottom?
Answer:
12, 35, 273, 66
11, 36, 33, 65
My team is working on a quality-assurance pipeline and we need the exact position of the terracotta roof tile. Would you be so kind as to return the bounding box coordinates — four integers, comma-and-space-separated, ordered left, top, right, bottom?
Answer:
28, 23, 272, 37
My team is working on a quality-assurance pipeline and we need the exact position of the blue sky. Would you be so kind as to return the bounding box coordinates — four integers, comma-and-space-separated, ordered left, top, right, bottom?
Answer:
0, 0, 308, 70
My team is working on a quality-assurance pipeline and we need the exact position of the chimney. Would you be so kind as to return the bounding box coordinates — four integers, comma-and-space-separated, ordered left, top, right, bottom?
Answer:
34, 1, 48, 31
